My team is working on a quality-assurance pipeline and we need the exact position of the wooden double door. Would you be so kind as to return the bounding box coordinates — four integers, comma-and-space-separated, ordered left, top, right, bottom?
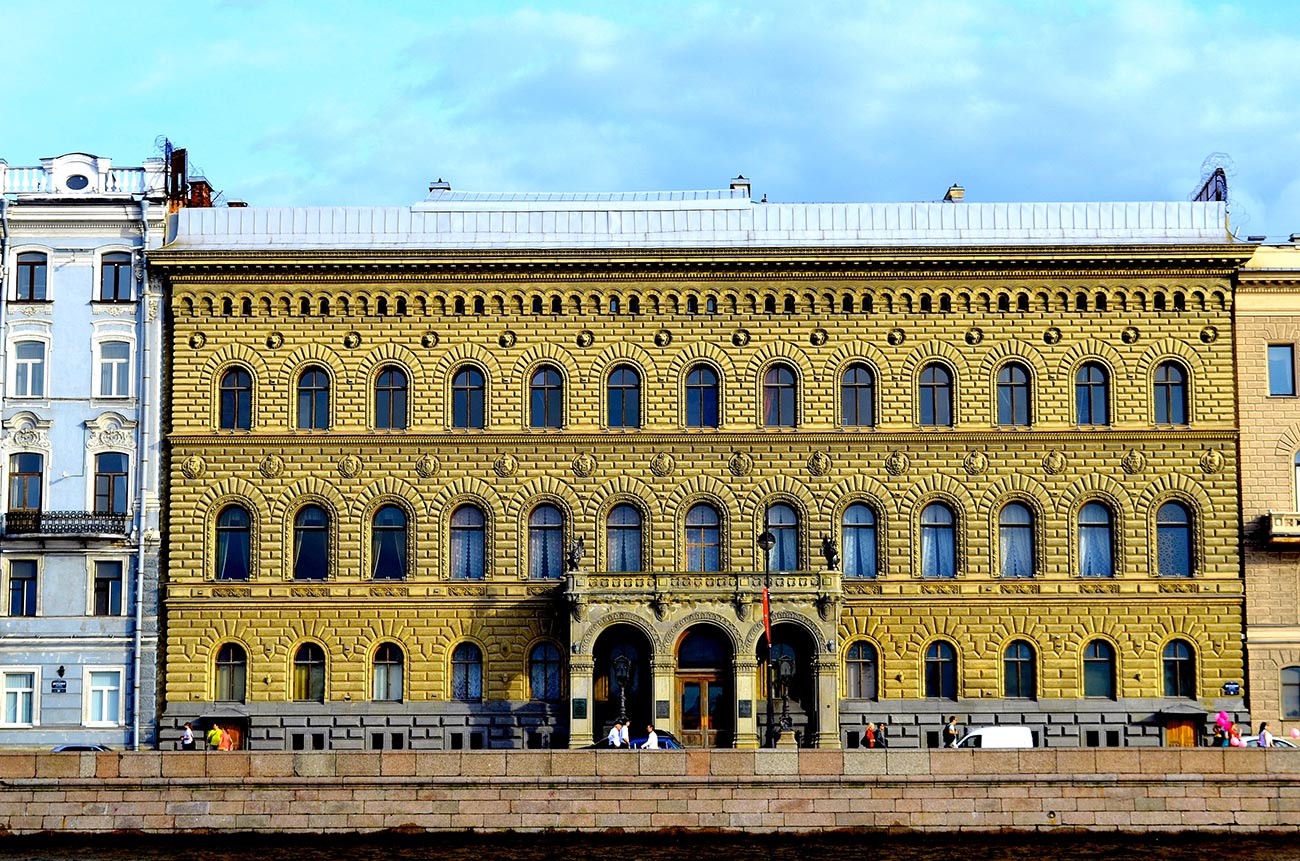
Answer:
677, 672, 732, 748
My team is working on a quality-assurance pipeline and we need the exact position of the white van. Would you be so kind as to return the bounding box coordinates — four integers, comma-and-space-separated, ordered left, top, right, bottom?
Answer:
953, 726, 1035, 749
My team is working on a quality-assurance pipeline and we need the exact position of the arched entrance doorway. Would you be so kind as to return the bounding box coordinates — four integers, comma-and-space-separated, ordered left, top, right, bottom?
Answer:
676, 625, 734, 748
757, 623, 818, 747
592, 624, 652, 744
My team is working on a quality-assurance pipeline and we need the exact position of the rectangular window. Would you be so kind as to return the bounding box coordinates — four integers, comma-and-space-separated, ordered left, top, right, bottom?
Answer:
1269, 345, 1296, 396
94, 453, 129, 515
13, 342, 46, 398
93, 561, 124, 616
8, 561, 37, 617
99, 253, 133, 302
16, 253, 47, 301
2, 671, 36, 725
97, 342, 131, 398
85, 669, 123, 726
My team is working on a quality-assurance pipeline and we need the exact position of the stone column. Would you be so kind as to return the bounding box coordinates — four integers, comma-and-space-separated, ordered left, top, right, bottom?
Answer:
568, 655, 594, 748
651, 659, 675, 736
814, 657, 842, 749
734, 658, 760, 748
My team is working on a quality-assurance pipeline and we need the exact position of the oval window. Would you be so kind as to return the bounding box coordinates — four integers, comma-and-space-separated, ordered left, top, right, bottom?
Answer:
65, 174, 90, 191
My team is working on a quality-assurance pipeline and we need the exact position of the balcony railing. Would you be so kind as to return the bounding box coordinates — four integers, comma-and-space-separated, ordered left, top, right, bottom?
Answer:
1, 166, 155, 195
1, 511, 129, 537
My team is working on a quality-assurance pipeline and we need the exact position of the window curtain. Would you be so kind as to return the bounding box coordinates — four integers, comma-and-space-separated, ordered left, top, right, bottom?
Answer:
372, 528, 405, 579
763, 385, 778, 425
1157, 525, 1190, 577
609, 525, 640, 572
451, 525, 485, 580
921, 525, 955, 578
530, 525, 561, 579
216, 530, 250, 580
1079, 525, 1113, 577
1000, 526, 1033, 578
844, 524, 876, 578
772, 527, 797, 572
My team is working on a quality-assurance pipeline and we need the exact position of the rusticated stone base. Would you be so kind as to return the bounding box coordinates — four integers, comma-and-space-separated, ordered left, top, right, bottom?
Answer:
1, 749, 1299, 834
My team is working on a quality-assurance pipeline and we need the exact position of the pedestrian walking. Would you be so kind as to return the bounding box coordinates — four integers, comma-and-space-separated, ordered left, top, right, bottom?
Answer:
876, 722, 888, 748
206, 723, 223, 750
942, 715, 960, 748
607, 720, 624, 748
864, 722, 876, 748
643, 724, 660, 749
181, 722, 196, 751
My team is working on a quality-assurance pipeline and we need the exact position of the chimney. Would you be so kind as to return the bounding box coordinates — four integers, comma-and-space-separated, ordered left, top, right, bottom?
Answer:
429, 178, 452, 194
943, 183, 965, 203
730, 175, 751, 199
187, 177, 214, 208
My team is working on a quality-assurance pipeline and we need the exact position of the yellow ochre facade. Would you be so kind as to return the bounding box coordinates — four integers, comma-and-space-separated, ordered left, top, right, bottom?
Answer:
152, 188, 1253, 750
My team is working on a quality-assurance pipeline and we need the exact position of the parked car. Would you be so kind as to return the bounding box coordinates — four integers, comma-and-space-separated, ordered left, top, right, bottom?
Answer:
51, 744, 112, 752
953, 726, 1035, 749
1243, 735, 1298, 749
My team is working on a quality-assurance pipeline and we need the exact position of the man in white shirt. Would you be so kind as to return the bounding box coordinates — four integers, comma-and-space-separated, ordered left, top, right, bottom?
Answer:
620, 721, 630, 748
607, 720, 623, 748
643, 724, 659, 750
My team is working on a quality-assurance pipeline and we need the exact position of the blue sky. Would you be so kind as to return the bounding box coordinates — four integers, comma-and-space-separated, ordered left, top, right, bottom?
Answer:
4, 0, 1298, 238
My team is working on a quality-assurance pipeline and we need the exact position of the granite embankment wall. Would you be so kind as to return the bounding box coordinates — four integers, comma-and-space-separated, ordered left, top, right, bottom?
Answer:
1, 749, 1299, 834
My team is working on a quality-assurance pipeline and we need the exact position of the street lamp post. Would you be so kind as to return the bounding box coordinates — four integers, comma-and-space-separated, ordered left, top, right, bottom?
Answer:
777, 653, 796, 738
757, 528, 776, 748
612, 654, 631, 726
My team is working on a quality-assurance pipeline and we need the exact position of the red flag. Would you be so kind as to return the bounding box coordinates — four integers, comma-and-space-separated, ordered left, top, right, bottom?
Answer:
762, 586, 772, 649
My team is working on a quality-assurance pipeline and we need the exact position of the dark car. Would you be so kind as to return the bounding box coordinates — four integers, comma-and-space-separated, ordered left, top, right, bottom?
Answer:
51, 744, 113, 752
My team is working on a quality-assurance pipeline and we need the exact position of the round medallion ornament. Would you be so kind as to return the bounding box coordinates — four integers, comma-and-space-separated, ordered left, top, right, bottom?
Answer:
576, 330, 595, 348
259, 455, 285, 478
732, 329, 751, 348
494, 454, 518, 477
499, 330, 517, 349
421, 331, 440, 349
1042, 450, 1067, 475
1120, 450, 1147, 475
338, 455, 363, 478
884, 450, 910, 476
572, 453, 597, 477
963, 450, 988, 476
1200, 326, 1219, 344
266, 332, 284, 349
343, 331, 362, 349
728, 451, 754, 477
650, 453, 675, 477
1043, 327, 1062, 345
808, 451, 832, 476
654, 329, 673, 348
1121, 326, 1140, 345
1199, 449, 1225, 475
180, 455, 206, 480
414, 454, 439, 478
188, 332, 207, 349
965, 328, 984, 346
810, 328, 829, 347
887, 328, 906, 346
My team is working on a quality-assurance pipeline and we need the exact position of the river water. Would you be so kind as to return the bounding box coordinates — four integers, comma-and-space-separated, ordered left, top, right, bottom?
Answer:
1, 833, 1298, 861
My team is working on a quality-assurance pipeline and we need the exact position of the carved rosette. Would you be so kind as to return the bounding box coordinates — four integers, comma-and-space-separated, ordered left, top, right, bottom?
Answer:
494, 454, 519, 477
572, 453, 596, 477
809, 327, 828, 347
962, 450, 988, 476
338, 455, 363, 478
650, 453, 675, 477
1043, 327, 1062, 345
1120, 450, 1147, 475
415, 454, 440, 478
884, 450, 910, 476
808, 451, 831, 476
1042, 450, 1067, 475
188, 332, 207, 349
180, 455, 206, 480
732, 329, 751, 347
576, 330, 595, 348
728, 451, 754, 477
421, 331, 439, 349
499, 330, 517, 348
259, 455, 285, 478
1199, 449, 1225, 475
343, 331, 362, 349
266, 332, 284, 349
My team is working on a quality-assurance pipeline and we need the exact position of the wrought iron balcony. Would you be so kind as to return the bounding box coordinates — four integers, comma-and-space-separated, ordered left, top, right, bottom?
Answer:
1, 510, 129, 537
1267, 512, 1300, 544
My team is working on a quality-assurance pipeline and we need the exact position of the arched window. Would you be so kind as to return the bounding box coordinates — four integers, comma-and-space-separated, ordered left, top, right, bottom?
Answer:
924, 642, 957, 699
842, 503, 877, 579
1283, 666, 1300, 719
845, 641, 878, 700
1083, 640, 1116, 699
685, 504, 722, 572
841, 363, 875, 427
919, 364, 953, 427
763, 365, 797, 428
374, 366, 408, 430
1078, 502, 1114, 577
215, 505, 251, 580
529, 642, 563, 702
997, 362, 1032, 426
1154, 361, 1188, 425
1004, 640, 1036, 699
531, 296, 543, 314
606, 504, 642, 573
530, 365, 563, 429
292, 643, 326, 702
765, 503, 799, 572
296, 366, 330, 430
1076, 362, 1110, 426
452, 366, 486, 429
293, 505, 329, 580
1162, 639, 1196, 698
15, 251, 48, 301
1156, 501, 1192, 577
607, 365, 641, 429
373, 643, 404, 702
214, 643, 247, 702
686, 365, 719, 428
451, 642, 483, 701
550, 296, 562, 314
920, 503, 956, 578
371, 504, 407, 580
450, 505, 486, 580
473, 297, 485, 315
687, 296, 699, 314
219, 368, 252, 430
528, 504, 564, 580
609, 297, 621, 314
706, 297, 717, 314
999, 503, 1034, 578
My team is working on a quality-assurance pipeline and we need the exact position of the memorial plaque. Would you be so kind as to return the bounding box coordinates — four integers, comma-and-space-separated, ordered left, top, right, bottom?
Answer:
656, 699, 670, 719
738, 699, 752, 718
50, 679, 67, 694
572, 698, 587, 720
